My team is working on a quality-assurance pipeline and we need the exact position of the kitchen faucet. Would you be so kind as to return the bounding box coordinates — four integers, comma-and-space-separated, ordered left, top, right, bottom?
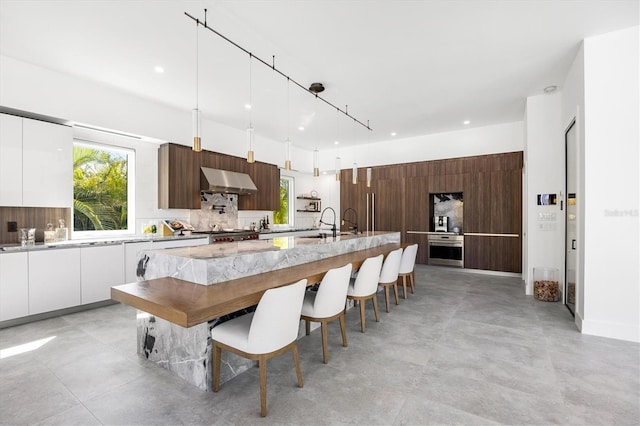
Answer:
341, 207, 359, 234
319, 207, 337, 238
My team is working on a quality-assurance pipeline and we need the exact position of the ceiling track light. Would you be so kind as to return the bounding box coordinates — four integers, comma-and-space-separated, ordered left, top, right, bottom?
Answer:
192, 11, 203, 152
313, 149, 320, 177
184, 11, 373, 133
285, 78, 292, 171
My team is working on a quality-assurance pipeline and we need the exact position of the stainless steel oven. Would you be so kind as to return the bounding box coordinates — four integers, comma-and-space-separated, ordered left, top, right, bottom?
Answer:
428, 233, 464, 267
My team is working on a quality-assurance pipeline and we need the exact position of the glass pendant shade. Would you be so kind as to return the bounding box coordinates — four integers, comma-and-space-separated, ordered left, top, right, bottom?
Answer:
192, 108, 202, 152
352, 163, 358, 184
335, 156, 341, 181
313, 149, 319, 177
366, 167, 372, 187
246, 126, 255, 163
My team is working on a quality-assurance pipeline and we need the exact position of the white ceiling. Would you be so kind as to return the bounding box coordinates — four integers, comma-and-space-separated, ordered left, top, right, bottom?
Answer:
1, 0, 638, 151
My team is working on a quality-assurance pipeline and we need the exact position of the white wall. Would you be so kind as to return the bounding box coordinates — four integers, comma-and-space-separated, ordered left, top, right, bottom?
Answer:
580, 26, 639, 342
333, 121, 524, 168
523, 93, 565, 295
0, 55, 309, 171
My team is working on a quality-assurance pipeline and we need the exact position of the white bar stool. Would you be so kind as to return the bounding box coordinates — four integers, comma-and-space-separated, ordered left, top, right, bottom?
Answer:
398, 244, 418, 298
346, 254, 383, 332
211, 279, 307, 417
378, 247, 403, 312
300, 263, 353, 364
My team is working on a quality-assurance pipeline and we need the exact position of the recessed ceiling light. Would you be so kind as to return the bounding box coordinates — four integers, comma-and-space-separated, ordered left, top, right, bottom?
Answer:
463, 120, 470, 125
544, 85, 558, 93
390, 132, 397, 137
154, 66, 164, 74
298, 126, 305, 131
334, 141, 339, 145
244, 104, 252, 110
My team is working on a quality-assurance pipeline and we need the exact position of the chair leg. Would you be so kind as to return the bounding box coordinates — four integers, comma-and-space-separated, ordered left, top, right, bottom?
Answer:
393, 282, 399, 305
305, 320, 311, 336
338, 313, 348, 347
359, 299, 366, 333
258, 356, 268, 417
213, 343, 222, 392
372, 295, 380, 322
401, 275, 408, 299
383, 285, 391, 313
410, 271, 415, 293
321, 321, 329, 364
291, 343, 303, 388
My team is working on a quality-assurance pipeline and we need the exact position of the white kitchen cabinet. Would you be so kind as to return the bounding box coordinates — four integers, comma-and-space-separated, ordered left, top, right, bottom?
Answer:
0, 252, 29, 321
0, 113, 23, 206
29, 248, 81, 315
0, 114, 72, 208
152, 237, 208, 250
22, 118, 73, 207
124, 241, 152, 283
80, 245, 124, 304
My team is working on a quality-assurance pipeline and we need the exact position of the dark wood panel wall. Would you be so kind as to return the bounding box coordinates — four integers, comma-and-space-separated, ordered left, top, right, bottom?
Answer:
158, 143, 280, 211
0, 207, 71, 244
340, 151, 523, 273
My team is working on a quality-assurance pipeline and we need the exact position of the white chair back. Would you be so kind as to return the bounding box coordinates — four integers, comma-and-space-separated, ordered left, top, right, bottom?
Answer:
312, 263, 353, 318
351, 255, 383, 297
399, 244, 418, 274
379, 248, 403, 284
248, 279, 307, 353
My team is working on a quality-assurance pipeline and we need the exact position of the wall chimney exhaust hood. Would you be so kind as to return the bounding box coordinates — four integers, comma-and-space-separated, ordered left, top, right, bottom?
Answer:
200, 167, 257, 195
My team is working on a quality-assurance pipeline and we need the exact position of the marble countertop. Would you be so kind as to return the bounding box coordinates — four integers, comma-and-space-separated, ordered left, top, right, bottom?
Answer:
139, 231, 401, 285
0, 234, 208, 253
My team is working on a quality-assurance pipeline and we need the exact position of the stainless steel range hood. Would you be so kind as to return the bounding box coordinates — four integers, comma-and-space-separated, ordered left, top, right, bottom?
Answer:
200, 167, 257, 195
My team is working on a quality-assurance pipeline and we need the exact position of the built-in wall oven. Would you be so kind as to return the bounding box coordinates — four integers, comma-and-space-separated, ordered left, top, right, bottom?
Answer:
428, 233, 464, 267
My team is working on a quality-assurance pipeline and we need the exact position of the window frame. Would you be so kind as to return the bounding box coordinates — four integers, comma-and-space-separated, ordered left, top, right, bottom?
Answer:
72, 140, 136, 238
277, 174, 295, 227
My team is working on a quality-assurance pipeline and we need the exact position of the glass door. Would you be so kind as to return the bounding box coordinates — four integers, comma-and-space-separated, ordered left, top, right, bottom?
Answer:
565, 120, 577, 315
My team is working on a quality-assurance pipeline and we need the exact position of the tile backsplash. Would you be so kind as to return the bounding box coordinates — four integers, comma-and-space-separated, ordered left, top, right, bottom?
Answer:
190, 193, 239, 230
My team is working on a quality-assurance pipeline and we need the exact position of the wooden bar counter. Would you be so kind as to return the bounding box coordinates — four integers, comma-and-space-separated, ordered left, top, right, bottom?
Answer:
111, 232, 401, 391
111, 242, 400, 328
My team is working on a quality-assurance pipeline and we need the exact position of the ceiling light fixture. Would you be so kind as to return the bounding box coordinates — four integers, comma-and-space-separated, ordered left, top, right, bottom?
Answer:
313, 148, 320, 177
335, 109, 341, 181
463, 120, 470, 125
246, 53, 255, 163
191, 12, 203, 152
366, 121, 372, 188
154, 66, 164, 74
544, 85, 558, 93
284, 78, 292, 171
184, 11, 372, 135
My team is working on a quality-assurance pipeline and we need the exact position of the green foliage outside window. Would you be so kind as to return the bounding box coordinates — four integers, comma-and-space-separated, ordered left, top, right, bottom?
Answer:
73, 145, 128, 231
273, 178, 289, 225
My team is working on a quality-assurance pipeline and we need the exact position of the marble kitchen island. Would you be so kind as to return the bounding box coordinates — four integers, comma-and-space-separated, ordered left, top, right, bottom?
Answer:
112, 231, 400, 391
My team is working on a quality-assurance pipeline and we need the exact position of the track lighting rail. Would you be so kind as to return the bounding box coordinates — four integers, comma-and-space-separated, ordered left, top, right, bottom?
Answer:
184, 11, 372, 132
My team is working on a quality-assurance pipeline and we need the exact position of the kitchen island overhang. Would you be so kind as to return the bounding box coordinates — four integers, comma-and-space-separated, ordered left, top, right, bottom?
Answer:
111, 231, 401, 391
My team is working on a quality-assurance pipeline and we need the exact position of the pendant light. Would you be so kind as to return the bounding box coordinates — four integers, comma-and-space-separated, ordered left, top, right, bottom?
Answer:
335, 109, 341, 181
366, 121, 372, 187
284, 78, 292, 171
192, 16, 202, 152
313, 148, 320, 177
352, 117, 358, 184
246, 53, 255, 163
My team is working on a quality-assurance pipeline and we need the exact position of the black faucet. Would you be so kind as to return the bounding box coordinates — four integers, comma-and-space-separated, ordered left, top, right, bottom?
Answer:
319, 207, 337, 238
341, 207, 359, 234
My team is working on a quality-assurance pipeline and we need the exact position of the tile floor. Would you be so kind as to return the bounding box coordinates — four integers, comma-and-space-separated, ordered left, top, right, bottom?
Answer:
1, 265, 638, 425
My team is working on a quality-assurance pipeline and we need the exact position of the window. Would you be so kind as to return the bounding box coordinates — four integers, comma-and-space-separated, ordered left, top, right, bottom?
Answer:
274, 176, 294, 226
72, 141, 135, 236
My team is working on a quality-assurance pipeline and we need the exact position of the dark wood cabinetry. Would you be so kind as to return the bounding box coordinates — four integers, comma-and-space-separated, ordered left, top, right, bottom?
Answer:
340, 151, 523, 273
158, 143, 202, 209
158, 143, 279, 211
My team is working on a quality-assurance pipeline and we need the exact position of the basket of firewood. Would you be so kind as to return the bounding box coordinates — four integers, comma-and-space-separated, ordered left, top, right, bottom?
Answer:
533, 268, 559, 301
